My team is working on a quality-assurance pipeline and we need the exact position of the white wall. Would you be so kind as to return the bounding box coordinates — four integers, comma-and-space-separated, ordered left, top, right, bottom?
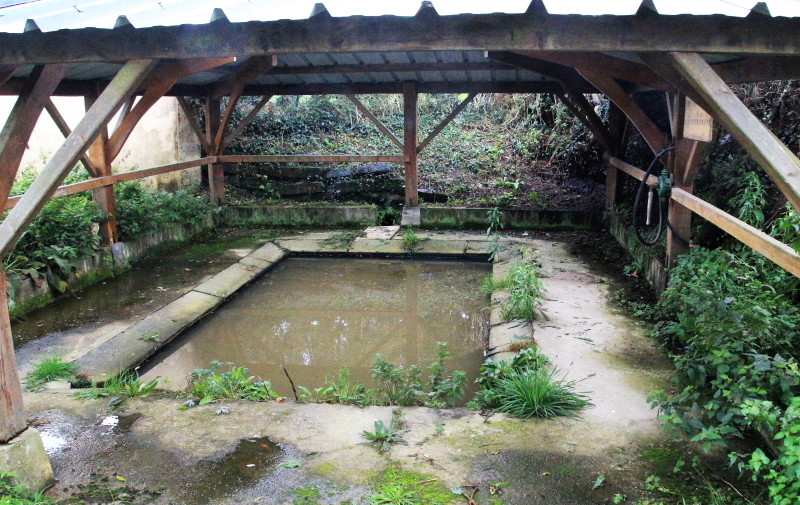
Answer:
0, 96, 202, 190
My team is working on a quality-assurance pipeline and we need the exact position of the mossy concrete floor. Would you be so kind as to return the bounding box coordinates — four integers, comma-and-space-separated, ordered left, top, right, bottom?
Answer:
20, 229, 675, 504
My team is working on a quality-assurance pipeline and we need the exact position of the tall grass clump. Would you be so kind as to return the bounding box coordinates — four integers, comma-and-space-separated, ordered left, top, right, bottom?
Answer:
24, 356, 78, 391
469, 348, 591, 418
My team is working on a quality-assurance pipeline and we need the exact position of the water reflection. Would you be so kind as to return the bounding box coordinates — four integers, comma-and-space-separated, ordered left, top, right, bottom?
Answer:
142, 258, 490, 396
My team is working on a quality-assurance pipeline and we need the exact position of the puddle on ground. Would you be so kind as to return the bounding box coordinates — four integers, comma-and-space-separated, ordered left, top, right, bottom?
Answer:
141, 257, 490, 398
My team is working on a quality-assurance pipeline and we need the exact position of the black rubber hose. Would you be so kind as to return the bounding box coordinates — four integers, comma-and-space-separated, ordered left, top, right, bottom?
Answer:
632, 147, 675, 246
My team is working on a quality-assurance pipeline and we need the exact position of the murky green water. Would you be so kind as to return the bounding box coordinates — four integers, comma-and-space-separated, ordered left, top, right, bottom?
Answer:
141, 257, 490, 396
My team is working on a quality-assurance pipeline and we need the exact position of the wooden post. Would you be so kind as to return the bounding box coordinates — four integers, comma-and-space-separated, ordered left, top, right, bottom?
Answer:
84, 93, 118, 244
663, 94, 707, 266
204, 96, 224, 205
403, 81, 418, 208
0, 270, 25, 442
604, 103, 627, 208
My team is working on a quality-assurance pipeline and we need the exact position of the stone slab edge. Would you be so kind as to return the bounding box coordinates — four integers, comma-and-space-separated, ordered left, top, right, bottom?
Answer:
487, 242, 535, 362
0, 428, 53, 492
73, 242, 287, 383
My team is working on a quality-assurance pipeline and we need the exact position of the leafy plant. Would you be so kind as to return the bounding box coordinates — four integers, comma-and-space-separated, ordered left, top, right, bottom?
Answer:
371, 342, 467, 408
401, 228, 424, 252
75, 370, 159, 407
361, 415, 409, 453
24, 356, 78, 391
185, 361, 279, 405
0, 473, 53, 505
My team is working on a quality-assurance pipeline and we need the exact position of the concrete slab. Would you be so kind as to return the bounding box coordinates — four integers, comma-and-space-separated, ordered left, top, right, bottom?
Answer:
238, 256, 271, 270
154, 291, 221, 324
415, 239, 467, 255
465, 240, 494, 255
349, 237, 406, 254
248, 242, 286, 263
193, 263, 261, 298
488, 321, 533, 352
276, 239, 349, 253
0, 428, 53, 492
73, 314, 193, 382
400, 207, 420, 225
364, 226, 399, 240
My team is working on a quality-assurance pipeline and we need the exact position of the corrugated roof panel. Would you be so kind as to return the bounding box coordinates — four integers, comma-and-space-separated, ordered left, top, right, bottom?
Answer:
177, 71, 220, 85
348, 73, 373, 83
394, 71, 418, 81
410, 51, 438, 64
382, 52, 412, 65
470, 70, 493, 81
354, 52, 386, 65
328, 53, 360, 65
302, 53, 334, 66
442, 70, 468, 81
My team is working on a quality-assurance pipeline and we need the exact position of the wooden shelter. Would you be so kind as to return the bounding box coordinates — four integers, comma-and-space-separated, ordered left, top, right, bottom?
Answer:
2, 0, 800, 479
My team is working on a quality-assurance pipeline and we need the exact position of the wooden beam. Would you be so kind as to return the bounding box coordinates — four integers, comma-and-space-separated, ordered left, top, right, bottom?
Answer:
44, 99, 101, 176
0, 270, 25, 442
417, 93, 476, 154
221, 95, 272, 151
5, 157, 215, 209
212, 56, 276, 153
137, 57, 236, 90
267, 61, 515, 76
578, 70, 666, 154
0, 59, 157, 259
403, 81, 419, 208
345, 94, 403, 150
2, 13, 800, 66
211, 56, 277, 102
609, 156, 658, 186
637, 53, 712, 113
672, 187, 800, 278
217, 155, 407, 163
712, 56, 800, 84
176, 97, 213, 154
604, 104, 628, 208
0, 79, 574, 98
522, 51, 673, 91
667, 52, 800, 213
486, 51, 593, 92
556, 90, 613, 152
0, 64, 69, 208
111, 95, 135, 135
0, 68, 16, 87
107, 58, 240, 162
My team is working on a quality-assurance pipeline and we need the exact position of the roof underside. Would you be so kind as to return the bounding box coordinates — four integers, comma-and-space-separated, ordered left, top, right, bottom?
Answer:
1, 0, 799, 97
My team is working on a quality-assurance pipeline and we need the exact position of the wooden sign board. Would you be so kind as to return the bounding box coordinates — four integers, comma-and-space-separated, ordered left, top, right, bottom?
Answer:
683, 98, 713, 142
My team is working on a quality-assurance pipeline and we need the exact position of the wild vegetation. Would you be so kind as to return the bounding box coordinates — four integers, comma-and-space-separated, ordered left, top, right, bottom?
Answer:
482, 249, 547, 323
219, 93, 605, 209
3, 167, 215, 313
468, 347, 592, 419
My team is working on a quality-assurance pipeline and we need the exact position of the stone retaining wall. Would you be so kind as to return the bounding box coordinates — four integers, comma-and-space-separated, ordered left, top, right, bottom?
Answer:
420, 206, 601, 231
608, 213, 668, 294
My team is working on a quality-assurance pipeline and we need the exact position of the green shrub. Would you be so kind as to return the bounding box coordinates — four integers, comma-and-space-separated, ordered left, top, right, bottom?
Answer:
115, 182, 216, 240
652, 247, 800, 505
186, 361, 279, 404
75, 370, 159, 407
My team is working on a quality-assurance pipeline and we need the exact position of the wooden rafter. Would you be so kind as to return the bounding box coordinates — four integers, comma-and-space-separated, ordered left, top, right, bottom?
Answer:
176, 96, 213, 154
111, 95, 135, 135
486, 51, 592, 92
221, 95, 272, 151
712, 55, 800, 84
211, 56, 276, 154
522, 51, 673, 92
44, 98, 101, 176
417, 93, 476, 154
637, 53, 712, 113
345, 94, 403, 150
107, 58, 238, 162
266, 61, 514, 76
0, 59, 157, 259
0, 64, 69, 208
667, 51, 800, 213
577, 69, 666, 154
